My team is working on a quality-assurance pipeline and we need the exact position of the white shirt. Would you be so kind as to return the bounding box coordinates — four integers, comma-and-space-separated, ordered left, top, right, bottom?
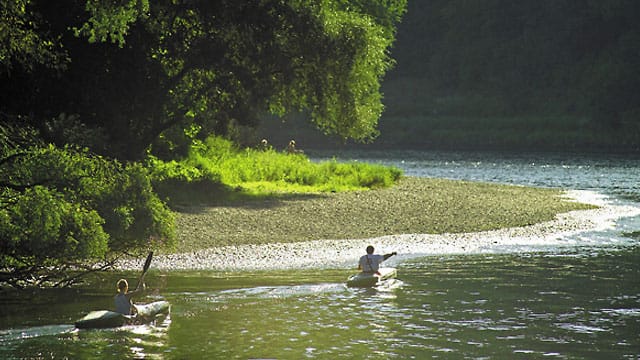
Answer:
359, 254, 385, 273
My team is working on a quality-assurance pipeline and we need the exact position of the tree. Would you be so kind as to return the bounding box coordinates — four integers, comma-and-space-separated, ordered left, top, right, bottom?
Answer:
0, 0, 68, 74
0, 124, 175, 287
1, 0, 407, 160
0, 0, 406, 287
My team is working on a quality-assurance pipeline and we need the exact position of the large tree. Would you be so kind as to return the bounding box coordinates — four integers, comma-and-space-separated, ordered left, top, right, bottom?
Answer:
1, 0, 407, 160
0, 0, 406, 287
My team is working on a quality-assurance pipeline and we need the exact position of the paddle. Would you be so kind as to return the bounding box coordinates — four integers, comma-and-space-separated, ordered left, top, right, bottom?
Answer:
135, 251, 153, 290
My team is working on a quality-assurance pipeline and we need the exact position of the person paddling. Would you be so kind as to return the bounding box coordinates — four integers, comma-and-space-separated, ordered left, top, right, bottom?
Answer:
115, 252, 153, 316
358, 245, 397, 275
114, 278, 145, 315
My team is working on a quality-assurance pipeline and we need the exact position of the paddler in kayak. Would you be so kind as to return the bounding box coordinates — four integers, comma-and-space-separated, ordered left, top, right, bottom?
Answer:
358, 245, 397, 275
115, 278, 145, 315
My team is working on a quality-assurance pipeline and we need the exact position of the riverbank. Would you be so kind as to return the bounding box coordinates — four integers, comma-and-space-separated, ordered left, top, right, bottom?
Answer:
116, 177, 640, 271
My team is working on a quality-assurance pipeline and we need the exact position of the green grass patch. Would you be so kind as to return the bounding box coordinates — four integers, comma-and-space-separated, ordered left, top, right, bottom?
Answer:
148, 136, 402, 207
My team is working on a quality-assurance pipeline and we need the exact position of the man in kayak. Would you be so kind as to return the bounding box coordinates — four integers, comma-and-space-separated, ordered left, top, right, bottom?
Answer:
115, 278, 145, 315
358, 245, 397, 274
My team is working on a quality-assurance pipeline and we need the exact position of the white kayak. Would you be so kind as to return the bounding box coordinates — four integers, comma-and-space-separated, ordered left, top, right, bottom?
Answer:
75, 301, 170, 329
346, 267, 397, 287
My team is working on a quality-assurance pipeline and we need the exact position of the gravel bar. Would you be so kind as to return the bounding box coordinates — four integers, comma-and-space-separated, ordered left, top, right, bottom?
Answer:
116, 189, 640, 272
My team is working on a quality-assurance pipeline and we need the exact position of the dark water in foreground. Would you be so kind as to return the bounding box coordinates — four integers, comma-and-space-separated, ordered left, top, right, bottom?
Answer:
1, 250, 639, 359
1, 151, 639, 359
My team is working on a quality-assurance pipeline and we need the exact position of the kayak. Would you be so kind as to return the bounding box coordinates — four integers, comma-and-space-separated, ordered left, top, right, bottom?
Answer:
75, 301, 170, 329
346, 267, 397, 288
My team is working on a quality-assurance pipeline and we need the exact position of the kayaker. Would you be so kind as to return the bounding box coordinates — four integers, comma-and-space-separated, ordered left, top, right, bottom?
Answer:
115, 278, 145, 315
358, 245, 397, 274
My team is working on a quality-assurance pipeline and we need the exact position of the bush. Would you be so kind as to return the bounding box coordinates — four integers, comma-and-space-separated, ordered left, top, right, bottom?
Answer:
147, 136, 402, 208
1, 186, 109, 266
0, 144, 175, 287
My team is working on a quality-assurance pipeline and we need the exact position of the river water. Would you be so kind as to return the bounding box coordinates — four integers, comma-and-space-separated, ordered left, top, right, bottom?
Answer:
1, 150, 639, 359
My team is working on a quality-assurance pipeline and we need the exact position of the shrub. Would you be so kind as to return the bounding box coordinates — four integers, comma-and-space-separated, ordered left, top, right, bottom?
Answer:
148, 135, 402, 203
0, 145, 175, 287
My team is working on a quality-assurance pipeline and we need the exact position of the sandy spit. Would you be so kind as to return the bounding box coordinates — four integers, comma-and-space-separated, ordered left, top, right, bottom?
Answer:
117, 190, 640, 272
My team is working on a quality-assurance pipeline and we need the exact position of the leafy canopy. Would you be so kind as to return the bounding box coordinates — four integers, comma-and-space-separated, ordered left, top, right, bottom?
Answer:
0, 0, 406, 287
1, 0, 407, 160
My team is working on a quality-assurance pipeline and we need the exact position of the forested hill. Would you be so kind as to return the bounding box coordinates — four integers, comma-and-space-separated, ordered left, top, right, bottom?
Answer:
391, 0, 640, 121
384, 0, 640, 151
268, 1, 640, 152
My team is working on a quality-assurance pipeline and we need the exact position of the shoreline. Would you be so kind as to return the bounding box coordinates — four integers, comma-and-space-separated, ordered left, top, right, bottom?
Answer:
117, 190, 640, 272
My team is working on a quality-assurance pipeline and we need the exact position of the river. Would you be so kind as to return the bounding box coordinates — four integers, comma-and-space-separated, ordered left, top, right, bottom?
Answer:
1, 150, 639, 359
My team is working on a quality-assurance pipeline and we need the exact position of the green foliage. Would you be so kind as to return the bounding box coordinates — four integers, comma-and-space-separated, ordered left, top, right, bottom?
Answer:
1, 186, 109, 263
186, 136, 402, 193
1, 0, 407, 160
95, 163, 176, 252
18, 145, 176, 250
0, 0, 69, 73
42, 113, 108, 153
146, 156, 206, 183
151, 136, 402, 207
73, 0, 150, 46
0, 141, 175, 287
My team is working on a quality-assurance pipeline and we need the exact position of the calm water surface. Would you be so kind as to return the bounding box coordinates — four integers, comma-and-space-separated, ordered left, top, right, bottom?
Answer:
1, 151, 639, 359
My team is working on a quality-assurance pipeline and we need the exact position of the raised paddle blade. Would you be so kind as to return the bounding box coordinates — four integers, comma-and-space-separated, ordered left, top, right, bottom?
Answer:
142, 251, 153, 273
135, 251, 153, 290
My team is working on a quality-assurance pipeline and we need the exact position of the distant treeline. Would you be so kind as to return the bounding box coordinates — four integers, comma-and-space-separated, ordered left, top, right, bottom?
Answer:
391, 0, 640, 123
269, 1, 640, 152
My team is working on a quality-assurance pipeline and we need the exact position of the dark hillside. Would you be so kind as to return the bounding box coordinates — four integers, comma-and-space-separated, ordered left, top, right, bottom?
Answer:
390, 0, 640, 120
260, 1, 640, 152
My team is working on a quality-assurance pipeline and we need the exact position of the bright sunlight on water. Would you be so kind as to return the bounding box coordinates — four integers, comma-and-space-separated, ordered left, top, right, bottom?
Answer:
1, 248, 639, 359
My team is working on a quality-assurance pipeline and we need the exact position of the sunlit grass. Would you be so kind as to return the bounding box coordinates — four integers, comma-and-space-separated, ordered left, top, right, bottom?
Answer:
185, 136, 401, 192
149, 136, 402, 205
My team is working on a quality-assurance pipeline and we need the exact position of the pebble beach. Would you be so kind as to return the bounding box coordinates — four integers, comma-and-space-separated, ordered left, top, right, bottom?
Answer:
117, 188, 640, 272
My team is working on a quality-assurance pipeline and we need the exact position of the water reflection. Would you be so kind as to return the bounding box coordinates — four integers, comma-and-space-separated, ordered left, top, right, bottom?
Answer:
160, 274, 407, 359
0, 324, 75, 343
1, 250, 639, 358
71, 320, 172, 360
397, 250, 640, 358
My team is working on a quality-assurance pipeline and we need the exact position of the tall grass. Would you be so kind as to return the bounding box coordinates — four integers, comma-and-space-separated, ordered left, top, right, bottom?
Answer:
150, 136, 402, 197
